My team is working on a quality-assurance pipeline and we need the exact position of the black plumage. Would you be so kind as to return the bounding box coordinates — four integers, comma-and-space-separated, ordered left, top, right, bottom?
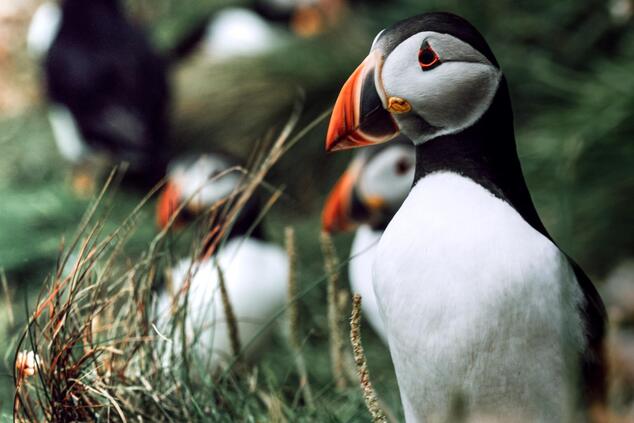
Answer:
43, 0, 206, 187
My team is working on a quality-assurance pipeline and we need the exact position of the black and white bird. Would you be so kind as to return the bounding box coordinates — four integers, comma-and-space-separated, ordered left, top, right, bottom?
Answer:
201, 0, 347, 61
27, 0, 205, 187
325, 12, 607, 422
322, 138, 415, 344
156, 154, 288, 371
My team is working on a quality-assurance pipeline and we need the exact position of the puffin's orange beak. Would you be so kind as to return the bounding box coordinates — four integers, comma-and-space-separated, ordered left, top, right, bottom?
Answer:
326, 51, 400, 152
156, 181, 182, 229
322, 159, 363, 232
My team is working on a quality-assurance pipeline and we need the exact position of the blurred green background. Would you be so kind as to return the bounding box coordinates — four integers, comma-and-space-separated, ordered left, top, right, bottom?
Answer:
0, 0, 632, 418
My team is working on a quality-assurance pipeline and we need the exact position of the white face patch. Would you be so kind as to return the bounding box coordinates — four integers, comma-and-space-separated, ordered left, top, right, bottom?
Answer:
379, 32, 502, 144
357, 144, 415, 208
169, 155, 241, 210
27, 2, 62, 58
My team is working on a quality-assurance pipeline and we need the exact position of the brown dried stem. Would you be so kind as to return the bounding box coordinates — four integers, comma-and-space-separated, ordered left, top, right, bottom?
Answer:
320, 230, 346, 389
217, 265, 242, 364
350, 294, 387, 423
285, 226, 314, 408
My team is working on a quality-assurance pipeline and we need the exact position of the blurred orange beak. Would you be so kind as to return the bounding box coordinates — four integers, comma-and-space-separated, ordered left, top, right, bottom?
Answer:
322, 158, 364, 232
156, 182, 182, 229
326, 50, 400, 152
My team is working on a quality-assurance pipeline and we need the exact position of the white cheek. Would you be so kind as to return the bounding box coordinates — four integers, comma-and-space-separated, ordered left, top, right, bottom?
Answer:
380, 31, 502, 140
384, 60, 500, 131
358, 150, 415, 206
378, 167, 414, 205
197, 174, 241, 206
172, 156, 240, 207
416, 62, 500, 129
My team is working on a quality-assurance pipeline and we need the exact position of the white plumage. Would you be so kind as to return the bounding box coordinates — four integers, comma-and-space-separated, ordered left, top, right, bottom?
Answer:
349, 224, 387, 343
47, 105, 88, 163
157, 236, 289, 371
27, 2, 61, 58
373, 172, 585, 421
203, 8, 285, 60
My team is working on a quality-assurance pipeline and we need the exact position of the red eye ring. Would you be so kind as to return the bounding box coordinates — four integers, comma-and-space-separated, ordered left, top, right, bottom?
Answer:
418, 45, 440, 70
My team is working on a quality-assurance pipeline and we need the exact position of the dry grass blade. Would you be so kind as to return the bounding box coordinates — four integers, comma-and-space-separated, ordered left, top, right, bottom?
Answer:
286, 227, 300, 351
350, 294, 387, 423
12, 104, 305, 421
320, 230, 347, 389
285, 226, 314, 408
1, 268, 14, 325
216, 265, 241, 363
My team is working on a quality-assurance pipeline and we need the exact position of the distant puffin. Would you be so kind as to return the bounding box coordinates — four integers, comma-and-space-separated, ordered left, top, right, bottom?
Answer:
156, 154, 288, 370
324, 12, 607, 422
322, 137, 415, 344
28, 0, 206, 188
250, 0, 344, 38
202, 0, 346, 61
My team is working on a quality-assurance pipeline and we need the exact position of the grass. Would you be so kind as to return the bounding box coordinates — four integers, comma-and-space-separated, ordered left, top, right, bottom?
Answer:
3, 111, 402, 421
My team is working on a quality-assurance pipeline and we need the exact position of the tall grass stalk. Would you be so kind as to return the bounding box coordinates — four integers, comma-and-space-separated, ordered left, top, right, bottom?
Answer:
350, 294, 387, 423
320, 230, 347, 390
284, 226, 314, 409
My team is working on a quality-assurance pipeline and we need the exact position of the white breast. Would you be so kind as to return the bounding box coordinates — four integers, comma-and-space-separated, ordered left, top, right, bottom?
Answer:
48, 105, 88, 163
157, 237, 288, 371
373, 172, 585, 422
349, 225, 388, 344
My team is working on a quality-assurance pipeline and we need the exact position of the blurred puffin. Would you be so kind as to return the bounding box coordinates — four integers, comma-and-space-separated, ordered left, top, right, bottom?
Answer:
156, 154, 288, 370
322, 137, 415, 344
27, 0, 206, 188
250, 0, 344, 37
202, 0, 348, 60
324, 12, 607, 422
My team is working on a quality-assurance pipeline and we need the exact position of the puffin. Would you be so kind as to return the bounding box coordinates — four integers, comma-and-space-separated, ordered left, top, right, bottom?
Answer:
202, 0, 348, 61
27, 0, 206, 188
322, 137, 415, 344
156, 154, 288, 371
324, 12, 607, 422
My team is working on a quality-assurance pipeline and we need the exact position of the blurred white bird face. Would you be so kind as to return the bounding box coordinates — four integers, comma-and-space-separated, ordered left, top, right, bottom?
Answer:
157, 155, 241, 229
357, 144, 415, 210
171, 155, 241, 211
322, 142, 415, 233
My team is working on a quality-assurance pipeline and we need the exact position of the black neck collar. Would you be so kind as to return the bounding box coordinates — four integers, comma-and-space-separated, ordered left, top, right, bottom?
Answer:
413, 78, 550, 239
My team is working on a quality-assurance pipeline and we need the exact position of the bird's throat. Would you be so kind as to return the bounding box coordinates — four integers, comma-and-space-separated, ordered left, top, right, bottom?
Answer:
412, 78, 549, 238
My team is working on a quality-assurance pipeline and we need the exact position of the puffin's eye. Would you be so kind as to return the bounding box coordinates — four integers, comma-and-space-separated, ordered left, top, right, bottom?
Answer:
395, 157, 413, 175
418, 44, 440, 71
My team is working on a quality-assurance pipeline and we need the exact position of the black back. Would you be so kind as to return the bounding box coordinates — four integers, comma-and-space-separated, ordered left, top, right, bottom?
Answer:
45, 0, 169, 184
